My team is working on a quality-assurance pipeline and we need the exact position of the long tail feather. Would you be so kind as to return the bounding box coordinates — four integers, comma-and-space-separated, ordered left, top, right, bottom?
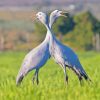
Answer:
70, 66, 91, 82
16, 73, 24, 86
81, 71, 92, 82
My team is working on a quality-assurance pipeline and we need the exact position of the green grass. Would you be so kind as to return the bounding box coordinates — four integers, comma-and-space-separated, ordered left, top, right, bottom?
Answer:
0, 51, 100, 100
0, 20, 34, 31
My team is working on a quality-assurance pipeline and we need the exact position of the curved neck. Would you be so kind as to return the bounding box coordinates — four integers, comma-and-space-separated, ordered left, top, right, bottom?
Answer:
44, 22, 53, 39
43, 22, 52, 34
45, 21, 53, 41
49, 21, 52, 29
49, 16, 57, 29
45, 24, 51, 31
41, 19, 54, 42
49, 17, 54, 29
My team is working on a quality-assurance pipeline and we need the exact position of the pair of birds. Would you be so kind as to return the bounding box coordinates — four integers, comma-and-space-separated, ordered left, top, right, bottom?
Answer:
16, 10, 91, 85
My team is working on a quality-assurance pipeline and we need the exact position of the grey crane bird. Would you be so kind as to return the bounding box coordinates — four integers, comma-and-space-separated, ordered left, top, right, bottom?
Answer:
16, 10, 91, 86
16, 13, 51, 85
49, 10, 91, 84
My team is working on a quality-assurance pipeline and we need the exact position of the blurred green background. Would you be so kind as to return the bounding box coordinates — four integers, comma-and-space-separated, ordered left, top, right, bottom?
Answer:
0, 0, 100, 51
0, 0, 100, 100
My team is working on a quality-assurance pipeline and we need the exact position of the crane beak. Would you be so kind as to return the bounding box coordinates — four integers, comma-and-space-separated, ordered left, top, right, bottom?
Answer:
31, 11, 37, 22
32, 14, 39, 23
60, 11, 69, 17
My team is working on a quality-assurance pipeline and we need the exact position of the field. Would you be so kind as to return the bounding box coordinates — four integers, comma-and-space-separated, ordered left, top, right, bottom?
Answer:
0, 51, 100, 100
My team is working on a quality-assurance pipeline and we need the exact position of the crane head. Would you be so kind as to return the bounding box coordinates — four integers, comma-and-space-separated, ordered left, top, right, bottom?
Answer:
36, 12, 49, 26
50, 10, 69, 18
49, 10, 69, 28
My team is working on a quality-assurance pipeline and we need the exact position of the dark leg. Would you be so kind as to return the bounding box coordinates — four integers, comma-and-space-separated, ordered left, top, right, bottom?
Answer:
78, 76, 83, 86
32, 70, 37, 84
36, 69, 39, 85
70, 67, 83, 86
66, 75, 68, 84
64, 66, 68, 84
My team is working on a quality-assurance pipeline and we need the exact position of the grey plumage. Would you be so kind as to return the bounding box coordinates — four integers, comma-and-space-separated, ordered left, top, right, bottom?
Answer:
49, 10, 91, 84
16, 10, 91, 86
16, 19, 51, 85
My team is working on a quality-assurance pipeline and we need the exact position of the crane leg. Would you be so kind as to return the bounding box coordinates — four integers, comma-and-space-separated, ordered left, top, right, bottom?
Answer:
64, 66, 68, 84
36, 69, 39, 85
32, 70, 37, 84
32, 69, 39, 85
78, 76, 83, 86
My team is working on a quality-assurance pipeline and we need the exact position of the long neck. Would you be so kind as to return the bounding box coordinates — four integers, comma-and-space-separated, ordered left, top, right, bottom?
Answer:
43, 22, 53, 41
49, 16, 55, 29
45, 23, 51, 32
43, 21, 53, 33
43, 18, 55, 48
49, 15, 57, 28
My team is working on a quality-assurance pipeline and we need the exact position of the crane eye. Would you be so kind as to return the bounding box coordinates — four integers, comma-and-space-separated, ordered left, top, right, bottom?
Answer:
39, 13, 41, 15
55, 10, 59, 13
